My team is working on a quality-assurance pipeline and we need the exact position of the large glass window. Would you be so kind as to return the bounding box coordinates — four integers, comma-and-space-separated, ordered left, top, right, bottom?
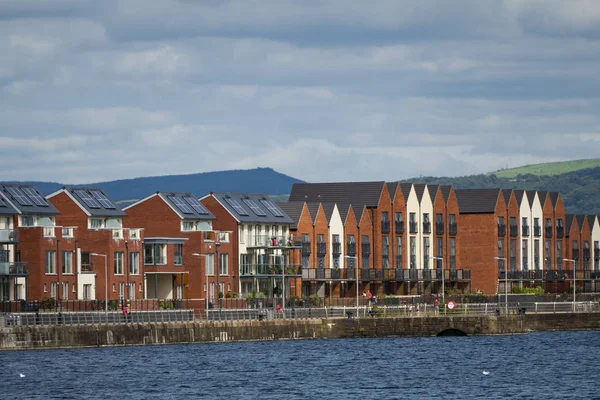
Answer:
129, 252, 139, 275
62, 251, 72, 274
114, 252, 124, 275
174, 244, 183, 265
45, 250, 56, 274
219, 253, 228, 275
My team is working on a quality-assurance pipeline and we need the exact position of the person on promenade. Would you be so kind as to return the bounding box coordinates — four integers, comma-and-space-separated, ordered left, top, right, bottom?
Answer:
433, 298, 440, 314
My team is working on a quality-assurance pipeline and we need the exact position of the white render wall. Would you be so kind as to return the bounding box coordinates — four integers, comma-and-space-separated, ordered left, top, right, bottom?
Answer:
405, 185, 420, 269
328, 205, 344, 268
519, 194, 531, 271
420, 186, 433, 270
530, 193, 544, 270
591, 216, 600, 271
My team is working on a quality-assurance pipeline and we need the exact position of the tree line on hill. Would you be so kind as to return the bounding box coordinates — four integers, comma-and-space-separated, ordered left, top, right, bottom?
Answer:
401, 167, 600, 215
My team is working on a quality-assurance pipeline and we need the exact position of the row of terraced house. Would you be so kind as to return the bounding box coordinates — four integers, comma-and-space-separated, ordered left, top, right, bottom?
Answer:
1, 181, 599, 304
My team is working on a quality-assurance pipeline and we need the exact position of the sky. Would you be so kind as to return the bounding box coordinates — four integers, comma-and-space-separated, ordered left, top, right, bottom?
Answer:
1, 0, 600, 184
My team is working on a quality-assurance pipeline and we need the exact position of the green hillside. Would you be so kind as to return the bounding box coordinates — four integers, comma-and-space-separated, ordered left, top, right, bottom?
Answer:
491, 158, 600, 179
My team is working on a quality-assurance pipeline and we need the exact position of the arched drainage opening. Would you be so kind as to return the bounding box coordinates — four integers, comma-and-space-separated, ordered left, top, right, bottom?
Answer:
437, 329, 468, 337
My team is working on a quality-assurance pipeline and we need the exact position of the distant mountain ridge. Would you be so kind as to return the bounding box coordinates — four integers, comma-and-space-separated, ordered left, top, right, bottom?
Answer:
6, 168, 304, 203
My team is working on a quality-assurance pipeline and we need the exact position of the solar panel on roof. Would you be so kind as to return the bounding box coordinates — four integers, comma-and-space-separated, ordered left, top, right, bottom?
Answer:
168, 195, 193, 214
260, 199, 284, 217
6, 187, 33, 206
242, 198, 266, 217
183, 196, 209, 215
74, 189, 101, 209
224, 197, 249, 216
91, 190, 116, 209
22, 187, 49, 207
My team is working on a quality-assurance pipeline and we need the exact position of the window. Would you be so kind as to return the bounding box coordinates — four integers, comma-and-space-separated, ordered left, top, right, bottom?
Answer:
119, 282, 125, 299
144, 244, 166, 265
205, 254, 215, 275
62, 251, 73, 274
219, 283, 225, 297
436, 213, 443, 224
129, 252, 140, 275
45, 250, 56, 274
83, 284, 92, 300
114, 252, 124, 275
174, 244, 183, 265
20, 215, 34, 227
423, 213, 431, 234
44, 283, 47, 293
510, 239, 516, 270
44, 227, 55, 237
50, 282, 57, 298
498, 216, 504, 225
396, 237, 402, 267
395, 212, 403, 224
423, 237, 430, 268
219, 253, 228, 275
62, 228, 74, 238
556, 241, 563, 269
522, 239, 528, 270
534, 239, 540, 269
436, 237, 443, 265
410, 236, 416, 269
128, 283, 136, 300
239, 226, 245, 244
219, 232, 230, 242
113, 283, 116, 293
90, 218, 104, 229
72, 284, 76, 293
381, 212, 389, 233
497, 239, 505, 269
450, 238, 456, 270
182, 221, 195, 231
129, 229, 140, 240
409, 213, 417, 233
176, 284, 185, 299
545, 240, 551, 269
382, 236, 389, 268
62, 282, 68, 300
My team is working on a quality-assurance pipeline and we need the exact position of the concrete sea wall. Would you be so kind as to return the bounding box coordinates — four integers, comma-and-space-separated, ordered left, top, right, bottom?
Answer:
1, 313, 599, 350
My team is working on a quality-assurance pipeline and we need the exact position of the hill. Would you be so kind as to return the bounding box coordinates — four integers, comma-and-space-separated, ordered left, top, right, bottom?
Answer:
7, 168, 304, 203
491, 158, 600, 179
403, 167, 600, 215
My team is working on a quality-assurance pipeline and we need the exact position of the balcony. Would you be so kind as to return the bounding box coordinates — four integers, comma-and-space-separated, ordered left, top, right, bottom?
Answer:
497, 224, 506, 236
242, 264, 302, 277
522, 225, 530, 237
423, 222, 431, 234
144, 255, 166, 265
545, 227, 552, 238
510, 225, 518, 237
381, 221, 390, 234
449, 223, 457, 235
409, 222, 418, 234
572, 249, 579, 260
409, 255, 416, 268
249, 234, 298, 248
332, 242, 341, 256
534, 226, 541, 237
0, 229, 18, 243
317, 242, 327, 256
0, 262, 28, 276
448, 269, 470, 281
395, 223, 404, 234
347, 243, 356, 256
556, 226, 564, 238
361, 243, 371, 256
435, 222, 444, 235
301, 242, 311, 255
81, 262, 93, 273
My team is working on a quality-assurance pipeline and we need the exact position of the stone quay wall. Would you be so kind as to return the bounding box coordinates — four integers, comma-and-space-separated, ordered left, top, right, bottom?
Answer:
1, 313, 599, 350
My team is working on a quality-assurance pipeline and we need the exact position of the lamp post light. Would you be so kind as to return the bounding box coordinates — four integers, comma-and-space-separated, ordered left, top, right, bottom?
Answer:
192, 252, 210, 312
90, 253, 107, 318
430, 256, 445, 314
494, 256, 508, 314
344, 255, 359, 310
563, 259, 576, 312
268, 254, 285, 310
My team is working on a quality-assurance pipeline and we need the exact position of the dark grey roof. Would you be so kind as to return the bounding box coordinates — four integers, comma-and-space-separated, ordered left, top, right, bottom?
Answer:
514, 190, 525, 205
210, 192, 288, 223
354, 205, 369, 226
66, 187, 126, 217
337, 203, 351, 223
386, 182, 398, 201
549, 192, 560, 208
0, 184, 59, 215
414, 184, 427, 202
277, 201, 305, 230
525, 190, 537, 207
537, 191, 548, 206
575, 214, 586, 231
289, 181, 385, 208
399, 183, 412, 200
427, 184, 439, 200
566, 214, 576, 233
586, 215, 597, 229
160, 192, 216, 221
501, 189, 513, 206
320, 202, 335, 224
455, 189, 501, 214
440, 185, 452, 203
306, 202, 320, 224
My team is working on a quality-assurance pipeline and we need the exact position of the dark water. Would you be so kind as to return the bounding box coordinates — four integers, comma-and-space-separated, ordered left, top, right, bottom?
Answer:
1, 331, 599, 399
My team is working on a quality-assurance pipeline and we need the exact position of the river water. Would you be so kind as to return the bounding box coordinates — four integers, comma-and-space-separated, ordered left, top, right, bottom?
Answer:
1, 331, 598, 399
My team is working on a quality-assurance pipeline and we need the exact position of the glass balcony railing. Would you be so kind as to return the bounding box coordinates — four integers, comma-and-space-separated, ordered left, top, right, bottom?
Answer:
144, 256, 166, 265
0, 229, 18, 242
0, 261, 28, 275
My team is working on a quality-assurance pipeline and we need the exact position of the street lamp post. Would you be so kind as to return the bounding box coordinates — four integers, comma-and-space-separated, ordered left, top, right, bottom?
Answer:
430, 256, 445, 314
192, 253, 210, 312
90, 253, 107, 319
344, 256, 359, 310
563, 259, 576, 312
494, 256, 508, 314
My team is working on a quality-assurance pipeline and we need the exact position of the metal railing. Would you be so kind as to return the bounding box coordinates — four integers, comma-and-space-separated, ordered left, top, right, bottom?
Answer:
0, 262, 28, 275
247, 235, 297, 248
240, 264, 302, 276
